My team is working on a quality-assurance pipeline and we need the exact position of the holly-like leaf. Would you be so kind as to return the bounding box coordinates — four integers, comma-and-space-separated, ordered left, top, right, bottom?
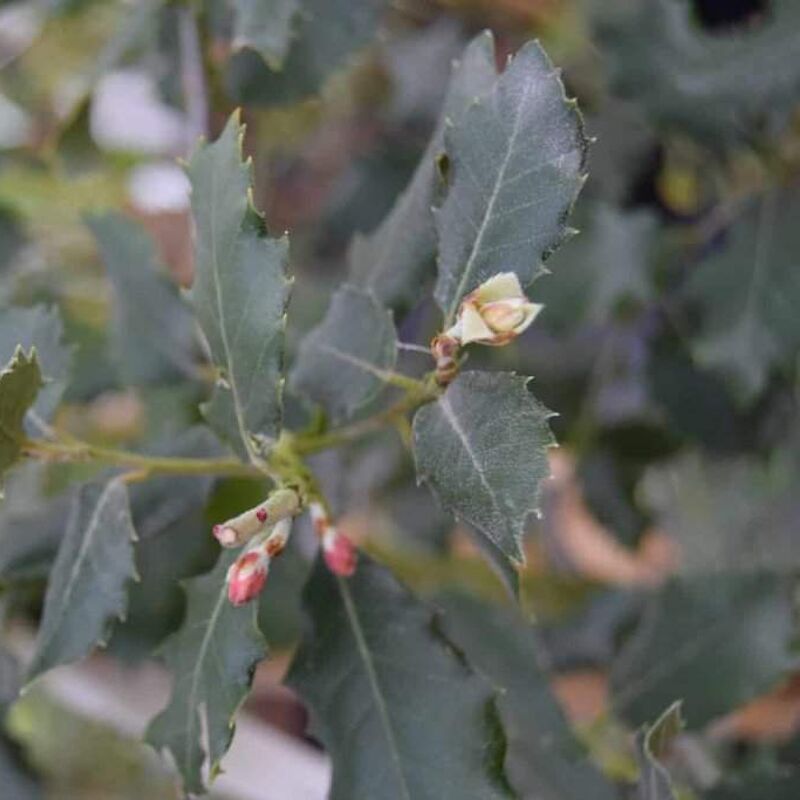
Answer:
226, 0, 390, 106
146, 550, 267, 795
291, 285, 397, 422
287, 555, 512, 800
349, 31, 498, 312
0, 348, 42, 481
438, 593, 620, 800
633, 703, 683, 800
413, 371, 554, 564
683, 188, 800, 402
434, 39, 588, 321
598, 0, 800, 147
611, 573, 796, 730
26, 480, 137, 682
0, 307, 69, 432
642, 450, 800, 574
232, 0, 300, 69
188, 112, 291, 461
87, 212, 197, 387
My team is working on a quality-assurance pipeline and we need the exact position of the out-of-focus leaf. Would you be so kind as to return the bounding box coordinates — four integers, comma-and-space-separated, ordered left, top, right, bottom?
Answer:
108, 428, 220, 660
232, 0, 299, 69
707, 770, 800, 799
0, 644, 20, 716
434, 39, 588, 321
642, 450, 800, 574
0, 464, 70, 582
146, 551, 267, 795
0, 307, 69, 431
188, 112, 291, 461
598, 0, 800, 146
87, 213, 197, 387
413, 371, 554, 564
611, 573, 797, 730
291, 285, 396, 422
438, 593, 620, 800
0, 733, 41, 800
683, 188, 800, 402
26, 480, 137, 681
0, 348, 42, 481
349, 31, 497, 312
287, 555, 512, 800
226, 0, 390, 106
633, 702, 683, 800
537, 203, 657, 332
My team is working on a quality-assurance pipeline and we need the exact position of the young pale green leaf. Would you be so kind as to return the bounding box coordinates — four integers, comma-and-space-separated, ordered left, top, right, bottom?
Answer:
0, 348, 42, 480
683, 188, 800, 402
287, 555, 512, 800
611, 573, 796, 730
291, 285, 397, 422
146, 550, 267, 795
349, 31, 498, 312
434, 40, 588, 321
232, 0, 299, 69
87, 212, 197, 387
226, 0, 390, 106
412, 371, 554, 564
0, 307, 69, 431
633, 702, 683, 800
598, 0, 800, 147
188, 112, 291, 461
26, 481, 137, 682
438, 593, 619, 800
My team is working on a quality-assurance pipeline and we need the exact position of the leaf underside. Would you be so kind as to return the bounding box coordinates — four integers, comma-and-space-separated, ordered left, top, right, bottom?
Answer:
0, 348, 42, 480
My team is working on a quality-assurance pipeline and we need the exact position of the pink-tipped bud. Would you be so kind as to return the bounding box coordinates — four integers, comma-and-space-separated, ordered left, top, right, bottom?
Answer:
256, 507, 268, 523
308, 502, 329, 537
213, 524, 239, 547
226, 551, 269, 606
322, 528, 357, 577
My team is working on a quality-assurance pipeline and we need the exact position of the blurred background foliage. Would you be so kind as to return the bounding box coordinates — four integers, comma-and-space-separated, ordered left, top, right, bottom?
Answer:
1, 0, 799, 797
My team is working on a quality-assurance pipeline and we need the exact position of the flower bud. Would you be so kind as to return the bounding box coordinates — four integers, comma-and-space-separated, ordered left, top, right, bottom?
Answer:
431, 333, 460, 387
308, 502, 357, 577
227, 551, 269, 606
322, 528, 357, 577
226, 517, 294, 606
454, 273, 542, 346
213, 487, 300, 548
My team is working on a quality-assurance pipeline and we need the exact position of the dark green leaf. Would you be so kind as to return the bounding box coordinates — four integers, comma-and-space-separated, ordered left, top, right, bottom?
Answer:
0, 643, 20, 716
291, 285, 396, 422
0, 348, 42, 481
707, 770, 800, 800
438, 593, 620, 800
188, 112, 291, 461
611, 573, 797, 730
226, 0, 390, 106
0, 733, 41, 800
232, 0, 300, 69
413, 371, 554, 564
0, 307, 69, 432
683, 188, 800, 402
26, 480, 137, 681
287, 555, 512, 800
349, 31, 498, 312
87, 212, 197, 387
598, 0, 800, 146
434, 40, 588, 321
146, 550, 267, 795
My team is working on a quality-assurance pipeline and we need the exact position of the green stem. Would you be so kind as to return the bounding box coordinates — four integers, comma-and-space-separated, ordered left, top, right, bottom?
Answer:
22, 438, 263, 480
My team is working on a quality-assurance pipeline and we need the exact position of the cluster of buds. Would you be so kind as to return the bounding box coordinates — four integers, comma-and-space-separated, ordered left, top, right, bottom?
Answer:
215, 488, 300, 607
432, 273, 542, 385
309, 502, 357, 577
